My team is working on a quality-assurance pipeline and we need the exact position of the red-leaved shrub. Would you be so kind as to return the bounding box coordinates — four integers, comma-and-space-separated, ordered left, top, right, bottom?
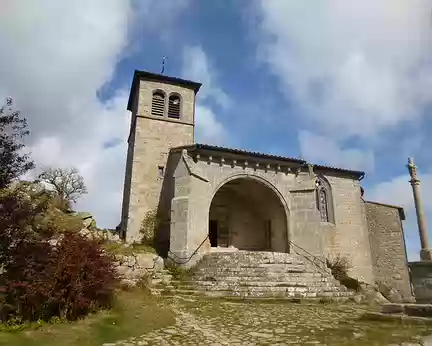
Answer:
0, 187, 118, 322
46, 232, 118, 320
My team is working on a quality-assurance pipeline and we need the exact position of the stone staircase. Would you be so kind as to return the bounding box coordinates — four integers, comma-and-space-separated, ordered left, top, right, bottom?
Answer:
157, 251, 354, 300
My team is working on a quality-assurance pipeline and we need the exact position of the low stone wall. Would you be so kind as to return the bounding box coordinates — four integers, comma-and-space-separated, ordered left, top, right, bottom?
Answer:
382, 302, 432, 317
409, 261, 432, 304
115, 253, 166, 287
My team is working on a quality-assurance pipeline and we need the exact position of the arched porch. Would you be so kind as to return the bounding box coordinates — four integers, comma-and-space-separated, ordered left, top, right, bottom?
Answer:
208, 177, 289, 253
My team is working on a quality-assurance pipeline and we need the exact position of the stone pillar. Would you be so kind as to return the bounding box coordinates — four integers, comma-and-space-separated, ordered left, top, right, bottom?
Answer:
407, 157, 432, 261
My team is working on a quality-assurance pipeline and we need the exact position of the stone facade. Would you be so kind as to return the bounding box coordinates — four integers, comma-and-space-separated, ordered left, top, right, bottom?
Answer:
322, 175, 374, 283
120, 70, 411, 291
121, 71, 200, 243
365, 201, 412, 300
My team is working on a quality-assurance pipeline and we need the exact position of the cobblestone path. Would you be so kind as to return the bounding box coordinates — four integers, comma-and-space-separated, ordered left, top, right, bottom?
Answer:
106, 297, 432, 346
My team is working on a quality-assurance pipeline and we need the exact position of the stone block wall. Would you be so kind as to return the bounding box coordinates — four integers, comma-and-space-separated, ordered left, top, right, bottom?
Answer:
322, 175, 374, 283
409, 261, 432, 303
289, 189, 324, 256
155, 152, 182, 256
121, 78, 196, 243
365, 201, 412, 300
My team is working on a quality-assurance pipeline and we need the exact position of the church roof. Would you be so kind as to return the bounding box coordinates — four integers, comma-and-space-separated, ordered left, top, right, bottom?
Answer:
172, 143, 365, 179
127, 70, 202, 111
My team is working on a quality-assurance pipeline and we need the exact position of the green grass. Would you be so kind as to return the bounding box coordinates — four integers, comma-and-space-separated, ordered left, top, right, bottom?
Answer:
102, 242, 157, 256
0, 289, 175, 346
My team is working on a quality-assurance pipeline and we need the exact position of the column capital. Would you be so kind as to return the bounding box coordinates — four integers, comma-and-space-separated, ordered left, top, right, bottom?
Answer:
408, 157, 419, 181
410, 178, 421, 186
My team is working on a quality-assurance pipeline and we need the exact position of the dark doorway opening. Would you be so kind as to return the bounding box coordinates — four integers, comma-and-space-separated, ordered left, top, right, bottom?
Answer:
209, 220, 218, 247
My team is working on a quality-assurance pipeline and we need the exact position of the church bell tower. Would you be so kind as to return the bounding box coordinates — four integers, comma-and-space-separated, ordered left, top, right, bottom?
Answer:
121, 70, 201, 243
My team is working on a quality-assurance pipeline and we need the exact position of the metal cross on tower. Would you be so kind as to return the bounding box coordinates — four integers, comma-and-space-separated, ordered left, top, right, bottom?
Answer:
161, 56, 166, 74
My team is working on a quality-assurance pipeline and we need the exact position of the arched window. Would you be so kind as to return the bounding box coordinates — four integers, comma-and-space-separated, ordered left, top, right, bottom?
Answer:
316, 175, 334, 223
168, 94, 181, 119
151, 90, 165, 117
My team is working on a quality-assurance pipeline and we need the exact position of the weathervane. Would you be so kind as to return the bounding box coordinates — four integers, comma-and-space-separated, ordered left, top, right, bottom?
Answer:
161, 56, 166, 74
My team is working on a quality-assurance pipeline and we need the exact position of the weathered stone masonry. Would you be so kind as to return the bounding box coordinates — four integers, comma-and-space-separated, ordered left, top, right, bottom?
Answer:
121, 70, 412, 295
121, 71, 201, 243
365, 201, 412, 300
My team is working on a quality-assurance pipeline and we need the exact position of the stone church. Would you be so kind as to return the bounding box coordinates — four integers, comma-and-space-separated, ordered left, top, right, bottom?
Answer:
120, 70, 412, 300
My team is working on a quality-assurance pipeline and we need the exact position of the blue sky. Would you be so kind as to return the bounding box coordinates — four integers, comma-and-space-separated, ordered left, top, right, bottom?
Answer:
1, 0, 432, 260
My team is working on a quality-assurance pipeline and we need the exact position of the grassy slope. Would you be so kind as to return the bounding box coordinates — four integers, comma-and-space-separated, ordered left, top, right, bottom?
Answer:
0, 289, 175, 346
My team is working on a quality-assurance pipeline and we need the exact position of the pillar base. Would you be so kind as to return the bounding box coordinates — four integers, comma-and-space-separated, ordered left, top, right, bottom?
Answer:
420, 249, 432, 261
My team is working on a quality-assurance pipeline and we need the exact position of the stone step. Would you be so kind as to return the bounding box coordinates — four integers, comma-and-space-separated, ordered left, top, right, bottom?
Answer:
200, 257, 307, 265
191, 273, 332, 283
202, 252, 305, 262
171, 282, 347, 292
187, 277, 341, 287
192, 270, 329, 279
162, 288, 353, 299
203, 254, 326, 266
163, 251, 347, 300
196, 263, 309, 271
169, 282, 347, 293
204, 251, 301, 258
158, 290, 353, 302
152, 273, 172, 280
188, 281, 346, 290
202, 250, 326, 262
189, 277, 338, 286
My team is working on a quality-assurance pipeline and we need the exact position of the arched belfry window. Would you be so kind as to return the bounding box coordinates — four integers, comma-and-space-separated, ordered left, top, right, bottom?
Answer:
151, 90, 165, 117
168, 94, 181, 119
316, 175, 335, 224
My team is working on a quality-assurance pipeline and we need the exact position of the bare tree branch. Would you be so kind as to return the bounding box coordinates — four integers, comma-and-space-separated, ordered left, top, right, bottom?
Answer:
38, 167, 87, 210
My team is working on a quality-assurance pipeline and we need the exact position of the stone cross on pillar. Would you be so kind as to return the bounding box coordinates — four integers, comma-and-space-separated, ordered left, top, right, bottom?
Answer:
407, 157, 432, 261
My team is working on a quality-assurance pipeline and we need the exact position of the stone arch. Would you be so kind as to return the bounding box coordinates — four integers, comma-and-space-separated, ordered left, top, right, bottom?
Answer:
151, 89, 166, 117
315, 174, 335, 224
168, 92, 182, 119
207, 173, 290, 253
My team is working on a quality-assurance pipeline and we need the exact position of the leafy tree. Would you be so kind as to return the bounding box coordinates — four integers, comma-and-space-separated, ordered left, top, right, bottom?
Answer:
38, 167, 87, 211
0, 97, 35, 189
0, 187, 117, 322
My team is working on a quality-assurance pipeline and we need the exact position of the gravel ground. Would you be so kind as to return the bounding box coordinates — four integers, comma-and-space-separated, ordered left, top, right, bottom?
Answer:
105, 297, 432, 346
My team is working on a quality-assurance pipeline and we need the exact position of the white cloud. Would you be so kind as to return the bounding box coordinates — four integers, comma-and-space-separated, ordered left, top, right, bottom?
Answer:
368, 173, 432, 216
0, 0, 189, 228
299, 131, 374, 172
255, 0, 432, 139
367, 172, 432, 261
195, 105, 227, 145
182, 45, 231, 109
182, 45, 229, 145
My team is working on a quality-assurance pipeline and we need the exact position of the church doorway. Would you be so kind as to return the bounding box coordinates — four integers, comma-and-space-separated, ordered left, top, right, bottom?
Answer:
209, 220, 218, 247
208, 177, 288, 252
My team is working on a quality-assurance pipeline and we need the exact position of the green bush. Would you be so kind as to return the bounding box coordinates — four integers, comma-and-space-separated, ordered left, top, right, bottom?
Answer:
0, 186, 118, 323
139, 210, 159, 246
326, 253, 361, 291
326, 254, 351, 281
165, 262, 197, 281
